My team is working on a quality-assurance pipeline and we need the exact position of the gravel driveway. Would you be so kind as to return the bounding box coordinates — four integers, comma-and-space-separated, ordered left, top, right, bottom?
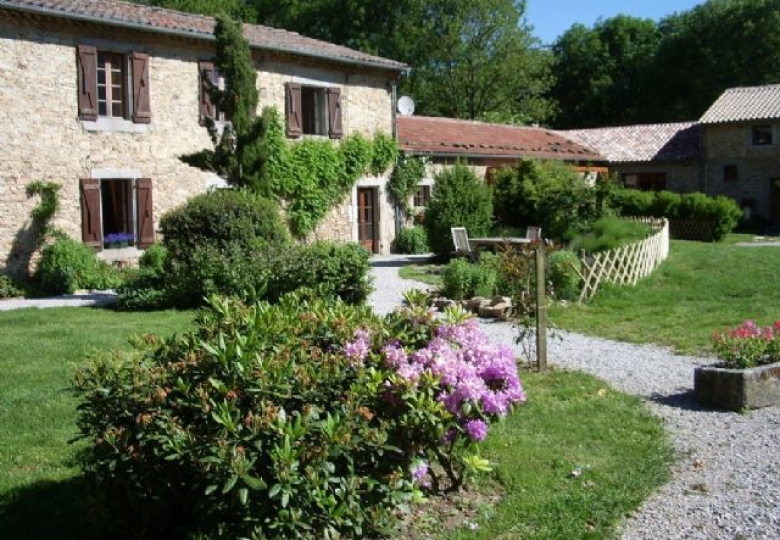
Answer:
370, 255, 780, 540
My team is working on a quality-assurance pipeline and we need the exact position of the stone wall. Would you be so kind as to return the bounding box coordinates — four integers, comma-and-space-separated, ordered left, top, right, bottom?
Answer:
0, 11, 398, 275
703, 123, 780, 220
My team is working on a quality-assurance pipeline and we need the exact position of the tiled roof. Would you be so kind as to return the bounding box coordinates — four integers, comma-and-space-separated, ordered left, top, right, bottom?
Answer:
0, 0, 407, 72
397, 116, 604, 162
564, 123, 700, 163
700, 84, 780, 124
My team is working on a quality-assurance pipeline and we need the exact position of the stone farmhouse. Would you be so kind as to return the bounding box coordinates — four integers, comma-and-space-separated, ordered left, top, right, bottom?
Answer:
0, 0, 407, 276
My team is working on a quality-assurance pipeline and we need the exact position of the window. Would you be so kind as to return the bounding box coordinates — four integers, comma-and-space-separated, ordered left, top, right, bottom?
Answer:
752, 125, 773, 146
724, 164, 738, 183
77, 45, 151, 124
80, 178, 155, 251
198, 61, 231, 124
638, 173, 666, 191
285, 82, 343, 139
413, 185, 431, 207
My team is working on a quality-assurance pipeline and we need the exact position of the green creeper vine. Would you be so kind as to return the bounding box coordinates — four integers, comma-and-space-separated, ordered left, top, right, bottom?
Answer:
257, 106, 398, 237
25, 181, 61, 248
388, 155, 426, 213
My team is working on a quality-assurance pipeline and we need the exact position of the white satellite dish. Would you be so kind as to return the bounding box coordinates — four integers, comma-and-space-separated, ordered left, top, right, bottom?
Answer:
397, 95, 415, 116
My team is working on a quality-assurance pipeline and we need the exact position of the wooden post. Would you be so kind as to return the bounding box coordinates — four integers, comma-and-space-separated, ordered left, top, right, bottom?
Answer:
535, 246, 547, 371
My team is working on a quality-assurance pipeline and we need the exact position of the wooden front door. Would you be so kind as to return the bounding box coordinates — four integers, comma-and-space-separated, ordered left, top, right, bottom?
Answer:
771, 179, 780, 224
357, 187, 378, 252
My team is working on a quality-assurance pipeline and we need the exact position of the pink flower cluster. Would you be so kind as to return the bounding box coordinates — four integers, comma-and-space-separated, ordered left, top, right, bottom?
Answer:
377, 318, 525, 441
712, 320, 780, 368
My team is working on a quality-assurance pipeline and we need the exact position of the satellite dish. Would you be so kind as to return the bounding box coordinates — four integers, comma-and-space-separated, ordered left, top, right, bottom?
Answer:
397, 96, 415, 116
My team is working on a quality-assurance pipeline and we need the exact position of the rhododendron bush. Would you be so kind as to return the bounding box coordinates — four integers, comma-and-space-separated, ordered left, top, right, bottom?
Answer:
75, 288, 524, 540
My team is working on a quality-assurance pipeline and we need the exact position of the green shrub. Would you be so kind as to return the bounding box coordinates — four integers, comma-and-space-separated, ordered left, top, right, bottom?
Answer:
493, 160, 607, 240
548, 250, 582, 301
442, 255, 497, 300
34, 237, 123, 295
0, 274, 24, 298
567, 217, 652, 253
393, 226, 429, 254
609, 188, 742, 241
75, 291, 524, 540
424, 163, 493, 257
159, 189, 289, 262
265, 242, 373, 304
138, 243, 168, 275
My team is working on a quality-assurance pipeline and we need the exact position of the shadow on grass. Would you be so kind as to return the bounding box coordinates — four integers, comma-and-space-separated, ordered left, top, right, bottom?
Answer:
0, 476, 99, 540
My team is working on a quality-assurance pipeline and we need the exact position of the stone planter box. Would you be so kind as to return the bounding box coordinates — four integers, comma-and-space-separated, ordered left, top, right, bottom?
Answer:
694, 361, 780, 411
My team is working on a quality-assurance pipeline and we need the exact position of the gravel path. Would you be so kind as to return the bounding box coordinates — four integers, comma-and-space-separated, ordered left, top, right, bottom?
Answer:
370, 255, 780, 540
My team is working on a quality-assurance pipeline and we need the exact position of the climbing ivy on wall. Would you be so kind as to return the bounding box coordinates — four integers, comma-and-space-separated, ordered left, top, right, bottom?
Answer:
257, 107, 398, 237
388, 155, 426, 213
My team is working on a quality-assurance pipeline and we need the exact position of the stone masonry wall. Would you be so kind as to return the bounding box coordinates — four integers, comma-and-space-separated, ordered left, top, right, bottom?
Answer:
0, 12, 398, 274
703, 123, 780, 220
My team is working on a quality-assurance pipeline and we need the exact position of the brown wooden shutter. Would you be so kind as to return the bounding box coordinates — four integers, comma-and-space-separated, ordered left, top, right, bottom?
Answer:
80, 178, 103, 250
136, 178, 155, 249
130, 52, 152, 123
327, 87, 343, 139
198, 60, 216, 124
77, 45, 98, 121
286, 82, 302, 138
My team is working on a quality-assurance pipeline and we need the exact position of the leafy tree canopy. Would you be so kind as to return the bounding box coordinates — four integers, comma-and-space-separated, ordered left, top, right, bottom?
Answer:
550, 15, 661, 128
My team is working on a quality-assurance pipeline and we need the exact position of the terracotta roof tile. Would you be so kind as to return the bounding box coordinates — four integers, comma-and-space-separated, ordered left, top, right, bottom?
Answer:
700, 84, 780, 124
397, 116, 604, 162
0, 0, 407, 72
564, 122, 700, 163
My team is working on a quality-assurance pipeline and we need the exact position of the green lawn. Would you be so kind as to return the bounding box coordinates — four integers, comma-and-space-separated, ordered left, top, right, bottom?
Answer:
0, 307, 671, 540
0, 307, 194, 539
550, 239, 780, 355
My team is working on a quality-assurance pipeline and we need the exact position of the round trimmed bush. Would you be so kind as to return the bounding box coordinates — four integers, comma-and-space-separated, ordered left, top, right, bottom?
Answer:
34, 236, 122, 295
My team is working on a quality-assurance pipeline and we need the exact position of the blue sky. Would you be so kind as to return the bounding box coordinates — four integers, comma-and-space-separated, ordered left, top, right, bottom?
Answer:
526, 0, 705, 45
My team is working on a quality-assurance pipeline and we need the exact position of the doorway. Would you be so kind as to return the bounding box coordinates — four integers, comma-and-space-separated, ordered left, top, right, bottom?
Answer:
357, 187, 379, 253
771, 179, 780, 224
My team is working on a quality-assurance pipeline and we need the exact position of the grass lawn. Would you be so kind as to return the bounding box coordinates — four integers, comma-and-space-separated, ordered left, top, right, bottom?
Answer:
550, 239, 780, 355
0, 307, 671, 540
0, 307, 194, 539
399, 237, 780, 356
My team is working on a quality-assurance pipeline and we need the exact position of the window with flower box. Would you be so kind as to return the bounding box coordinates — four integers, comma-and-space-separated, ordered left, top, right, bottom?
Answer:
80, 178, 155, 251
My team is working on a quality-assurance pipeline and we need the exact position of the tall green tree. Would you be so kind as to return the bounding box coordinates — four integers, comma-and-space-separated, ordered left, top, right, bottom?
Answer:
394, 0, 554, 123
254, 0, 554, 124
550, 15, 661, 128
649, 0, 780, 121
182, 14, 271, 194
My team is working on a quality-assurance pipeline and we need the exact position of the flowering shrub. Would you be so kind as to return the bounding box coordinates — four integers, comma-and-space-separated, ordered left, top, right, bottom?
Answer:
370, 292, 525, 490
712, 320, 780, 368
75, 288, 524, 539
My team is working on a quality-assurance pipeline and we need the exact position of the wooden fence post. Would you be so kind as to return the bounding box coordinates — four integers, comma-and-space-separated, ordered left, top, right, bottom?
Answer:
535, 246, 547, 371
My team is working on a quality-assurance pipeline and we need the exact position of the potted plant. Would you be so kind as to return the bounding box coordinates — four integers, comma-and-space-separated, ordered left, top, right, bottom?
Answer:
695, 320, 780, 410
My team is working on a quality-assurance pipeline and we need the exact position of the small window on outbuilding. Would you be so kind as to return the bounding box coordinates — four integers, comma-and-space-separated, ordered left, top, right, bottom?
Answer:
752, 125, 773, 146
724, 164, 738, 183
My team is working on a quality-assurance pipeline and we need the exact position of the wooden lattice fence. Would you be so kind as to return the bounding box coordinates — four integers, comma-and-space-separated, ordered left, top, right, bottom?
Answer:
577, 218, 669, 302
